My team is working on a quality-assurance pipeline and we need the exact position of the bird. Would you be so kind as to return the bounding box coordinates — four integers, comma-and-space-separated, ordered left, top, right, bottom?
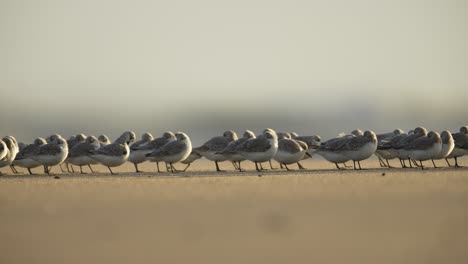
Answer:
261, 128, 279, 170
291, 133, 321, 159
13, 138, 47, 175
216, 130, 256, 172
446, 126, 468, 167
67, 136, 101, 174
432, 130, 455, 167
98, 134, 111, 147
274, 134, 308, 170
135, 132, 176, 172
4, 136, 20, 174
0, 140, 8, 167
317, 132, 356, 170
193, 130, 238, 172
380, 127, 428, 168
405, 131, 442, 169
238, 130, 278, 172
375, 129, 405, 167
337, 130, 378, 170
145, 132, 192, 173
0, 137, 19, 175
64, 134, 87, 172
28, 135, 69, 175
128, 132, 154, 173
88, 131, 136, 175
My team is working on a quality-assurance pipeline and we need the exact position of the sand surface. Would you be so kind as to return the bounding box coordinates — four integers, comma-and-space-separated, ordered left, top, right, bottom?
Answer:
1, 158, 468, 264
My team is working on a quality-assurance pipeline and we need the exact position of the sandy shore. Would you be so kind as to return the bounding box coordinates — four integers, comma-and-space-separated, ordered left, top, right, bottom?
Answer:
1, 158, 468, 263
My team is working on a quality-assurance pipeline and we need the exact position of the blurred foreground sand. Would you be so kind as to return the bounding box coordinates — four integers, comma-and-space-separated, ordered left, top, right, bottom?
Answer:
1, 158, 468, 264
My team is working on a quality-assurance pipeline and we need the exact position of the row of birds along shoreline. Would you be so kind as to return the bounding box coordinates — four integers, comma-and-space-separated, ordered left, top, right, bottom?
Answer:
0, 126, 467, 176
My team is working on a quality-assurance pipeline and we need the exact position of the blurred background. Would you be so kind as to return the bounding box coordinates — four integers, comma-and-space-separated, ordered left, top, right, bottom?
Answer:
1, 0, 467, 145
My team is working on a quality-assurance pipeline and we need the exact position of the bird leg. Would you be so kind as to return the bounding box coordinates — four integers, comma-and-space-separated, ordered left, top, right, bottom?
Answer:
215, 161, 225, 172
231, 161, 239, 170
255, 162, 261, 172
335, 162, 344, 170
378, 157, 387, 167
297, 162, 306, 170
181, 163, 191, 172
134, 163, 142, 173
445, 158, 451, 167
107, 166, 116, 175
269, 160, 277, 170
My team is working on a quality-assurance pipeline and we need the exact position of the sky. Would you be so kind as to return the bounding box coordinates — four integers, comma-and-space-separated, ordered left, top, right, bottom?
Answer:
1, 0, 467, 145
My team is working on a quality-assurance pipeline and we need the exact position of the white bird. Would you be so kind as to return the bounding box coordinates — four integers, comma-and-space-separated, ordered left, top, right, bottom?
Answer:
67, 136, 101, 174
88, 131, 136, 175
0, 140, 8, 165
128, 132, 154, 173
0, 137, 19, 175
375, 129, 405, 167
274, 135, 308, 171
4, 136, 20, 174
98, 134, 111, 147
64, 134, 87, 172
145, 132, 192, 173
317, 135, 353, 170
432, 130, 455, 167
446, 126, 468, 167
337, 130, 378, 170
135, 132, 176, 172
261, 128, 279, 170
13, 138, 47, 175
379, 127, 428, 168
216, 130, 256, 172
193, 130, 238, 172
28, 135, 69, 175
292, 134, 321, 159
238, 130, 278, 172
405, 131, 442, 169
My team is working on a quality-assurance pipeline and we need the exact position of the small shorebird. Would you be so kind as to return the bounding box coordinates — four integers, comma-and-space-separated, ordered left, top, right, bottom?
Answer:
136, 132, 176, 172
375, 129, 405, 167
4, 136, 20, 174
292, 134, 321, 158
339, 130, 378, 170
446, 126, 468, 167
432, 130, 455, 167
128, 132, 154, 172
67, 136, 101, 174
98, 134, 111, 147
274, 135, 308, 170
193, 130, 238, 172
317, 132, 357, 170
13, 138, 47, 175
0, 137, 19, 175
405, 131, 442, 169
145, 132, 192, 173
29, 135, 69, 175
238, 130, 278, 172
89, 131, 136, 175
216, 130, 256, 172
379, 127, 427, 168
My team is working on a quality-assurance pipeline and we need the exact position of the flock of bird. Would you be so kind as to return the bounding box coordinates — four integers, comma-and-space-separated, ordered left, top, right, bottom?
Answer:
0, 126, 467, 176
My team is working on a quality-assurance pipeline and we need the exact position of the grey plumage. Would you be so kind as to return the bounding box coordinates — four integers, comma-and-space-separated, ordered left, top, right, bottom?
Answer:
135, 132, 175, 151
130, 132, 154, 151
278, 139, 302, 153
